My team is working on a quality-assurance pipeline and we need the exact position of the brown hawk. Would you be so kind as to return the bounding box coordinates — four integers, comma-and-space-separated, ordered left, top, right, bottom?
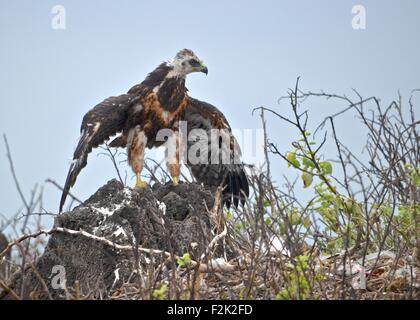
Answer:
59, 49, 249, 212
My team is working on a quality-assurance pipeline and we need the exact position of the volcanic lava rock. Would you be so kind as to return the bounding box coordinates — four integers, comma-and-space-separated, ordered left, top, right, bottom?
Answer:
2, 180, 217, 299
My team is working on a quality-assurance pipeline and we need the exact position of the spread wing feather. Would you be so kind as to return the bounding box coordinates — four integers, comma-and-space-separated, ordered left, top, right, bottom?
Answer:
184, 98, 249, 208
59, 94, 135, 212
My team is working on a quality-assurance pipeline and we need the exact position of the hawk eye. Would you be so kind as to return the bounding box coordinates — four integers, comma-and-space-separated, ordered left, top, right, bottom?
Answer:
189, 59, 200, 67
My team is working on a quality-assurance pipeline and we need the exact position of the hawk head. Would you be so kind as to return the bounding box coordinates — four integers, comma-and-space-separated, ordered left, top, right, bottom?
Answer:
167, 49, 208, 78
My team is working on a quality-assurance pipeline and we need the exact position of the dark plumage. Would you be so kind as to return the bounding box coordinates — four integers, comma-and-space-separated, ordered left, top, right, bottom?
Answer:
59, 94, 135, 211
183, 98, 250, 208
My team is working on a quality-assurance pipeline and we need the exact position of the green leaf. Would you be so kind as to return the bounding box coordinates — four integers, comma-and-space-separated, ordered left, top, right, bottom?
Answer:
344, 198, 354, 212
177, 253, 192, 267
289, 210, 302, 225
152, 284, 168, 300
303, 217, 312, 228
225, 210, 233, 221
295, 254, 310, 269
286, 152, 301, 168
302, 157, 315, 168
320, 161, 333, 175
413, 172, 420, 187
302, 172, 313, 188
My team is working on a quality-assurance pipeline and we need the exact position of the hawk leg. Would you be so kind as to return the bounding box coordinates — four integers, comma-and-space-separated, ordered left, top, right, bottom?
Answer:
166, 131, 181, 185
128, 126, 148, 188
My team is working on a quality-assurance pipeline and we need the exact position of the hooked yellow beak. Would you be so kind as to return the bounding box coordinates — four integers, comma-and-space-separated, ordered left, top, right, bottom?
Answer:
201, 65, 208, 75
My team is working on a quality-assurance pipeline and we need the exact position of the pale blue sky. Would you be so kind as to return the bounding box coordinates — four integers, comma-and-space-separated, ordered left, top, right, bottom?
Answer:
1, 0, 419, 226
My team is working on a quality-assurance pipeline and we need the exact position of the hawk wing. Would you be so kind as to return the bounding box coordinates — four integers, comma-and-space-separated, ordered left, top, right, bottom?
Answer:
59, 94, 135, 212
184, 98, 249, 208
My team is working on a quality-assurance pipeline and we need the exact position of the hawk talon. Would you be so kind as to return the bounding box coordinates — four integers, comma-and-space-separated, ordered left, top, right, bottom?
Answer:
134, 175, 147, 188
172, 176, 179, 185
135, 180, 147, 188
